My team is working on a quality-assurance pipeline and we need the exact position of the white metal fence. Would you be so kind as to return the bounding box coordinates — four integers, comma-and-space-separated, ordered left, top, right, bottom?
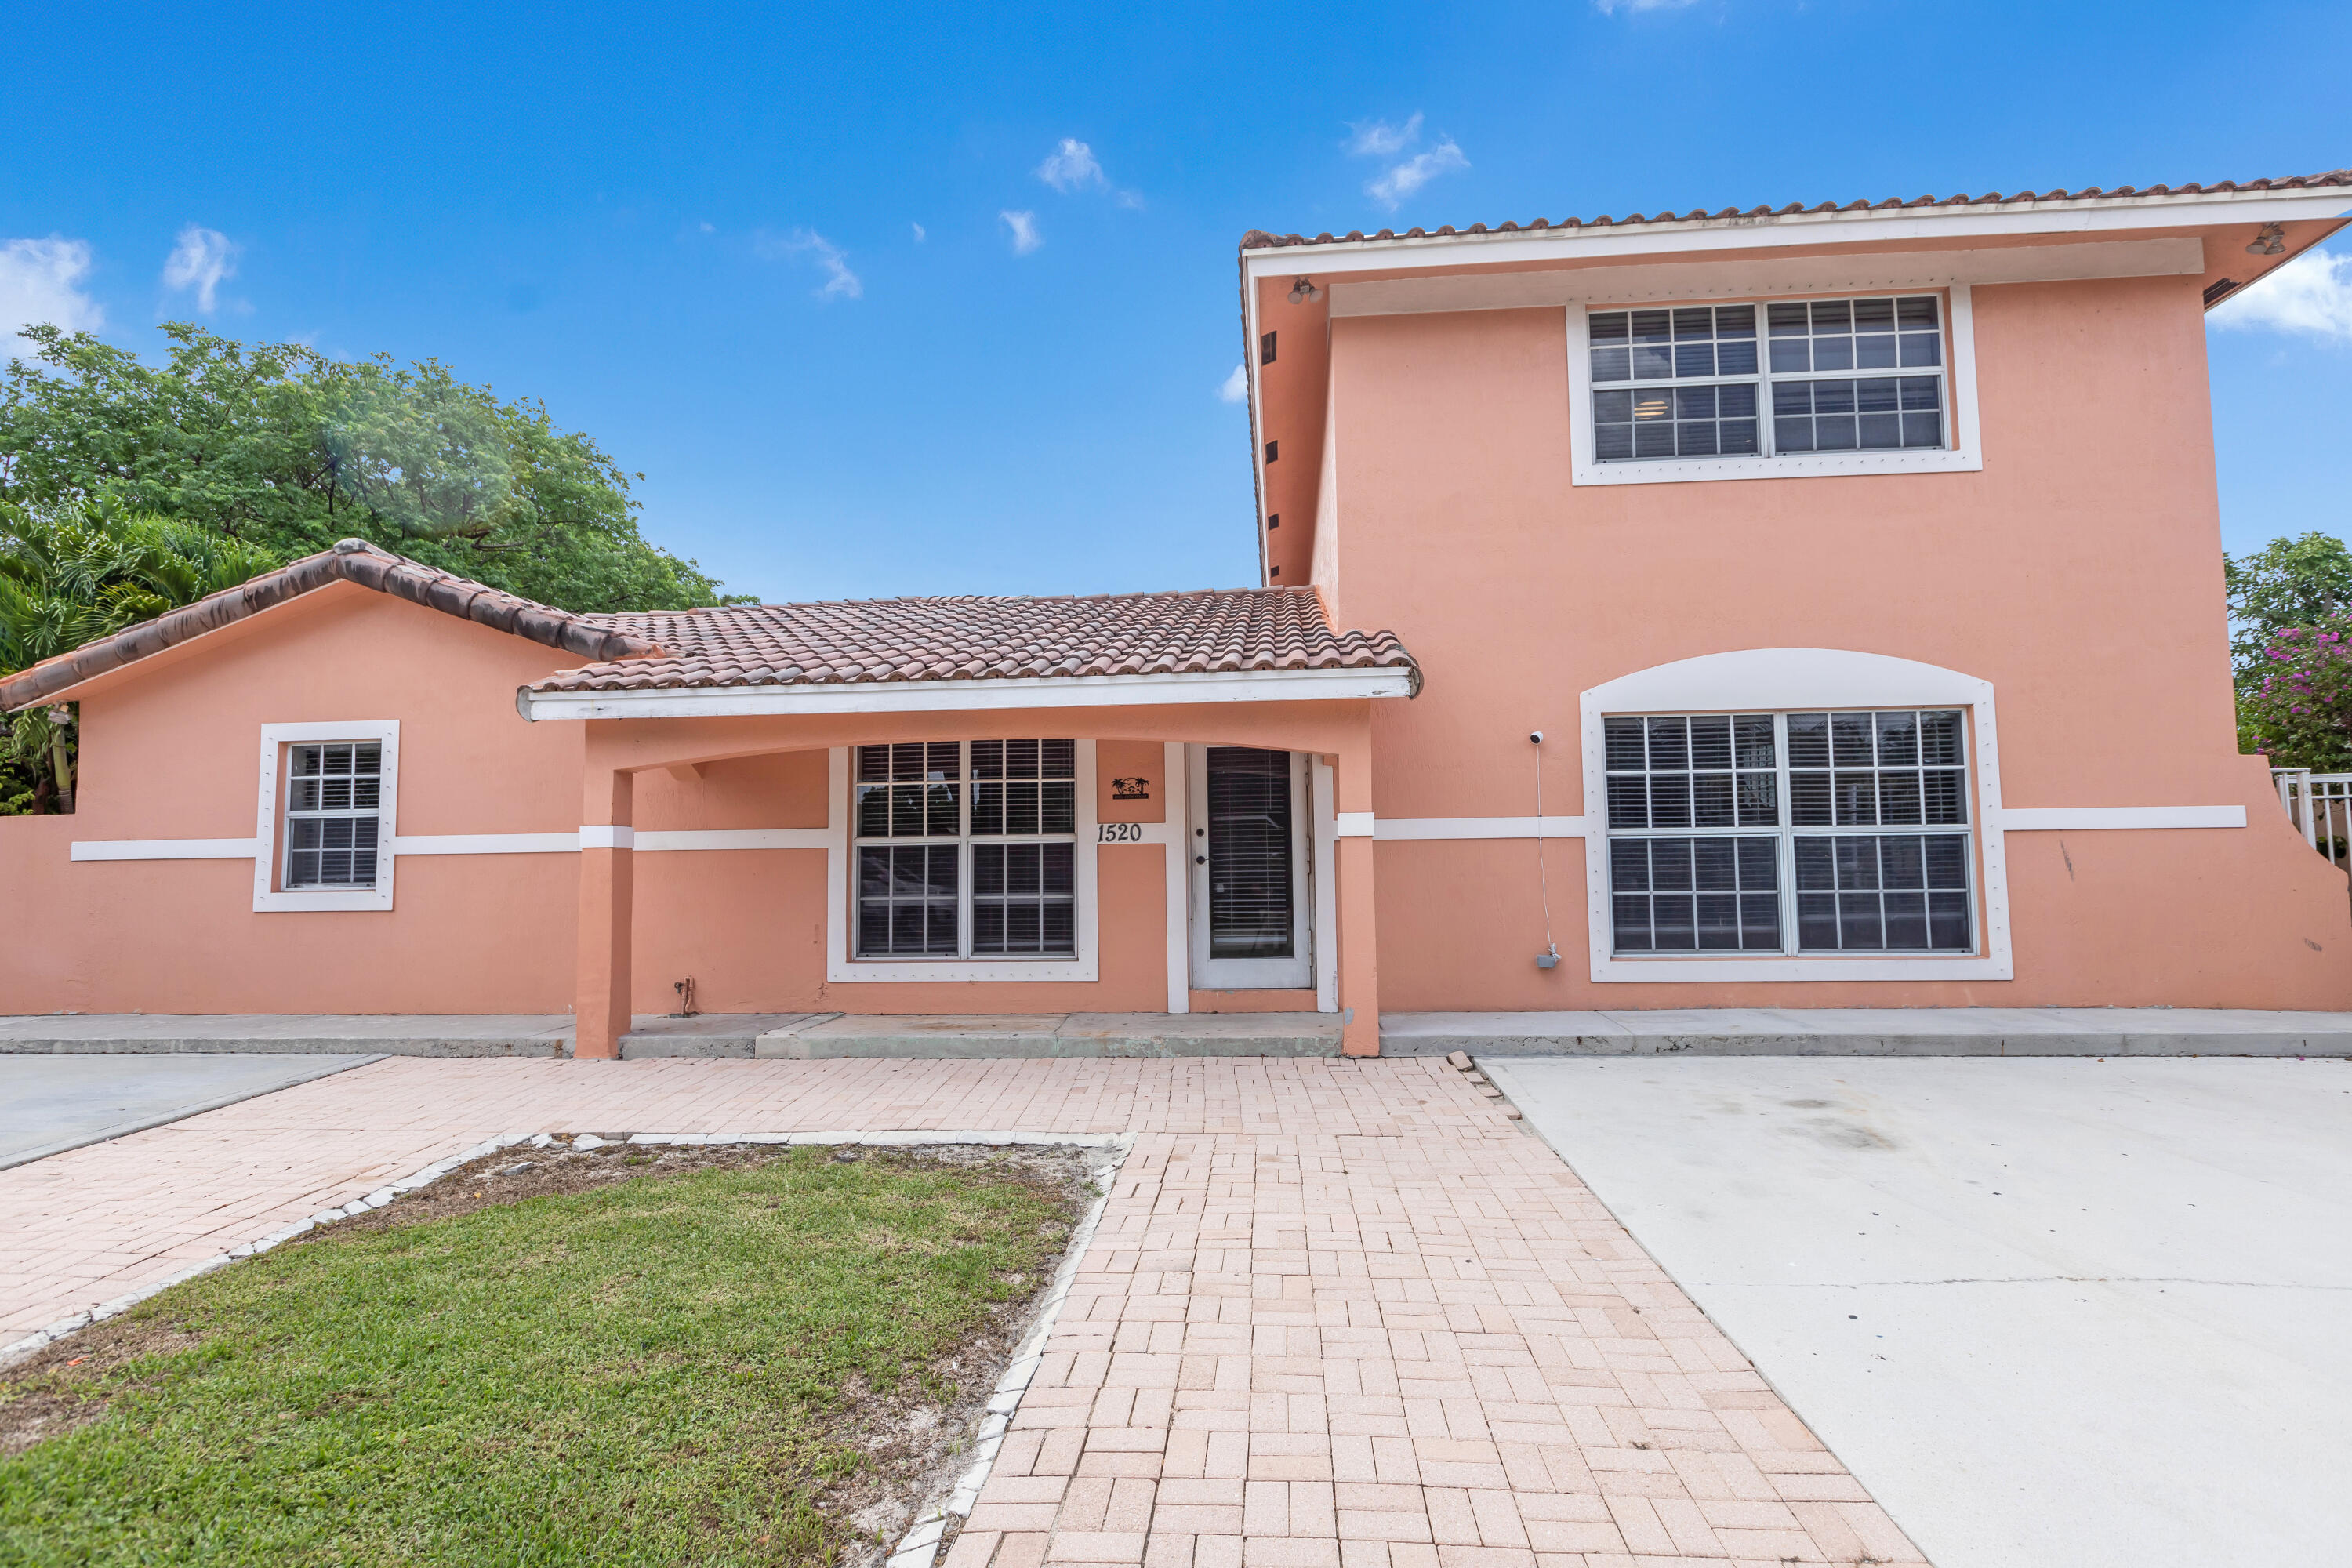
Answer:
2274, 768, 2352, 873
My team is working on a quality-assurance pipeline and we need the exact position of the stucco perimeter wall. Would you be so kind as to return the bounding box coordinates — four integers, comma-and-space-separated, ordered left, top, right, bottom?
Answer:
1327, 271, 2352, 1010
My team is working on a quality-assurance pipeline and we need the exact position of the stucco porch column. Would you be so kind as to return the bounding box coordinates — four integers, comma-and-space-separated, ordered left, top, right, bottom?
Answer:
1334, 718, 1381, 1057
575, 760, 634, 1061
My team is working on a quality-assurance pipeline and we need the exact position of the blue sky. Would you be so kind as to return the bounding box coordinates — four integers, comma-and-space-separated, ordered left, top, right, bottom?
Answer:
3, 0, 2347, 603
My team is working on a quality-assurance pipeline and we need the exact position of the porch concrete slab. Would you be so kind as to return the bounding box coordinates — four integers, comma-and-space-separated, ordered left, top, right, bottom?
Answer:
1382, 1005, 2352, 1056
0, 1014, 578, 1055
616, 1013, 829, 1058
0, 1011, 1345, 1058
1486, 1054, 2352, 1568
757, 1011, 1342, 1058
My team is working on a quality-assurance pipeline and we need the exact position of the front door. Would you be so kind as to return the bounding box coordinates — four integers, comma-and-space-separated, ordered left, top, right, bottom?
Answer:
1189, 746, 1312, 989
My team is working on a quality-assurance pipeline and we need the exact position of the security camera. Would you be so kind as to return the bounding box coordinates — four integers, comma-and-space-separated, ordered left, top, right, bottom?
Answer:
1528, 731, 1544, 745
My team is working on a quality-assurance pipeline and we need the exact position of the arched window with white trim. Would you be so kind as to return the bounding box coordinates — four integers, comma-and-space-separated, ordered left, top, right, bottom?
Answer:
1579, 650, 2013, 983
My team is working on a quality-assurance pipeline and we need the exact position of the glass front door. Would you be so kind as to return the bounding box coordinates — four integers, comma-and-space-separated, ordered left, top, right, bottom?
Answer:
1189, 746, 1312, 989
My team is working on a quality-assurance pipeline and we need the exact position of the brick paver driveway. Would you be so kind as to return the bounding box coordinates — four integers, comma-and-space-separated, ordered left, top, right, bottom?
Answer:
2, 1058, 1924, 1566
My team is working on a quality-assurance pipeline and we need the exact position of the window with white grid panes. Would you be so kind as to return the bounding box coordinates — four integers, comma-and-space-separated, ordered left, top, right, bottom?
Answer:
283, 742, 384, 889
1786, 710, 1972, 952
1587, 294, 1947, 464
853, 740, 1076, 959
1604, 710, 1975, 956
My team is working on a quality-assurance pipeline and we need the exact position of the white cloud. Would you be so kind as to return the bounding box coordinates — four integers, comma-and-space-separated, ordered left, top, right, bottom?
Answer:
2211, 246, 2352, 342
1036, 138, 1106, 194
1344, 114, 1422, 158
0, 237, 103, 358
1218, 364, 1249, 403
911, 222, 927, 242
1036, 138, 1143, 209
1000, 209, 1042, 255
1367, 140, 1469, 209
700, 220, 716, 234
1592, 0, 1697, 12
162, 224, 238, 311
758, 229, 862, 299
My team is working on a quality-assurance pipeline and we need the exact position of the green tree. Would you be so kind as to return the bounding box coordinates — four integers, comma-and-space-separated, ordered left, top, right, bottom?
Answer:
2225, 532, 2352, 691
0, 496, 280, 813
2237, 619, 2352, 771
0, 323, 733, 614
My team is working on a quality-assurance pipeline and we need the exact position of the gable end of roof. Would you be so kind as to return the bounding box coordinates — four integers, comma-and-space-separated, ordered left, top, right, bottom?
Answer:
0, 539, 662, 712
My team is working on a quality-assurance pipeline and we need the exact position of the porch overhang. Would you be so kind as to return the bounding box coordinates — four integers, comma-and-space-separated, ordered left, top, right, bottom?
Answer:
515, 664, 1417, 721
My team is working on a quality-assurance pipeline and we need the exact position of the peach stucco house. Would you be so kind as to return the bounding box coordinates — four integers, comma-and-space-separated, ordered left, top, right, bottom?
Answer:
5, 171, 2351, 1057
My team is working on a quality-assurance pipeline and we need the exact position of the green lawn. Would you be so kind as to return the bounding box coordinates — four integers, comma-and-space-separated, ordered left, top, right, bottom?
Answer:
0, 1147, 1080, 1567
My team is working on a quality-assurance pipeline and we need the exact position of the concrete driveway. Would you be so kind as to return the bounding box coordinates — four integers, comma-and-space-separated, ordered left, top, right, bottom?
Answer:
1485, 1055, 2352, 1568
0, 1052, 379, 1169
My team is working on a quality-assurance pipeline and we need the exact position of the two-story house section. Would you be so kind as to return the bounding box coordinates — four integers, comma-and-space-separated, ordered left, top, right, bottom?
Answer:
3, 172, 2350, 1051
1237, 173, 2352, 1013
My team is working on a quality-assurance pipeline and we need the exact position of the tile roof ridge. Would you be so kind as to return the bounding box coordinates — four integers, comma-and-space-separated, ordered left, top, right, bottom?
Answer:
1236, 169, 2352, 250
619, 583, 1312, 616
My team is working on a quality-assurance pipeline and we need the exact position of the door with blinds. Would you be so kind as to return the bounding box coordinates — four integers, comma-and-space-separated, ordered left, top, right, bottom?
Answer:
1188, 746, 1312, 989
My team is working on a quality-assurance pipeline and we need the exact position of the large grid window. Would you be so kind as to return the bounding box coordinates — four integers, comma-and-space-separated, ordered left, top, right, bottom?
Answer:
1604, 710, 1975, 956
854, 740, 1077, 959
284, 742, 383, 890
1588, 295, 1946, 464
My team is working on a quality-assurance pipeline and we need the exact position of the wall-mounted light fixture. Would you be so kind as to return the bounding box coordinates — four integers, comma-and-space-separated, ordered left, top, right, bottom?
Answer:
1288, 276, 1322, 303
2246, 223, 2288, 256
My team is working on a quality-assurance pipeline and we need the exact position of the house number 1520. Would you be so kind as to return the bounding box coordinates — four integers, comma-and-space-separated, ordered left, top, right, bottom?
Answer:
1097, 822, 1145, 843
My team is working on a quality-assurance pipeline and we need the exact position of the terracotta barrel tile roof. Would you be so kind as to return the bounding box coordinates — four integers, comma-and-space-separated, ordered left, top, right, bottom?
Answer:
0, 539, 659, 712
2, 539, 1418, 711
545, 587, 1417, 694
1237, 169, 2352, 251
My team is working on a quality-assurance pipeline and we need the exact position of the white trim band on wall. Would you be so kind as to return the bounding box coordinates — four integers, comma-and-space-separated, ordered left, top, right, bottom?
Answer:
1334, 812, 1376, 838
71, 828, 840, 861
2000, 806, 2247, 831
67, 804, 2247, 865
576, 825, 635, 850
72, 837, 263, 862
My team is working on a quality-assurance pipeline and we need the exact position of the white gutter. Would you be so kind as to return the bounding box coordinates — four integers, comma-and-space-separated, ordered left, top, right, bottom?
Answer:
516, 664, 1416, 720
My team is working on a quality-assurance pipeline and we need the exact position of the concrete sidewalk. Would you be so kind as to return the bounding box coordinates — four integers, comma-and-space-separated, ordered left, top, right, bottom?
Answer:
0, 1052, 383, 1170
1385, 1007, 2352, 1057
0, 1011, 1345, 1058
5, 1007, 2349, 1057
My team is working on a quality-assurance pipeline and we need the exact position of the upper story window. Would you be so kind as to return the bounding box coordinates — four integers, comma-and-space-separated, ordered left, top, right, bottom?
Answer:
1587, 295, 1947, 466
853, 739, 1078, 960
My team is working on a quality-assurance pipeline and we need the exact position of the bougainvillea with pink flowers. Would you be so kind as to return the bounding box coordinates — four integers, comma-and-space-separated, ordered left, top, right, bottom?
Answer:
2240, 618, 2352, 770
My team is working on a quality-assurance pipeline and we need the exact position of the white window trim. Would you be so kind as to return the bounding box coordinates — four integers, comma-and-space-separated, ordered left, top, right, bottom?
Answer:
1580, 651, 2013, 982
1311, 757, 1339, 1014
1566, 285, 1983, 486
824, 742, 1102, 982
252, 720, 400, 913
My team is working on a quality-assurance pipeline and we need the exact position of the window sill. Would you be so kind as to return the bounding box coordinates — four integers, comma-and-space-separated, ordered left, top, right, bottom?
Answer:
829, 956, 1099, 983
1594, 952, 2011, 982
1571, 447, 1982, 487
254, 885, 393, 913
